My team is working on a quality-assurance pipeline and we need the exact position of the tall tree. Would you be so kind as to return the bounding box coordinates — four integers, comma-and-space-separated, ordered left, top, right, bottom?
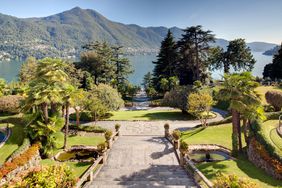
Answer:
80, 41, 115, 85
177, 25, 215, 85
209, 39, 256, 74
142, 72, 153, 90
153, 30, 178, 90
263, 43, 282, 80
112, 46, 133, 90
218, 72, 260, 156
19, 57, 38, 83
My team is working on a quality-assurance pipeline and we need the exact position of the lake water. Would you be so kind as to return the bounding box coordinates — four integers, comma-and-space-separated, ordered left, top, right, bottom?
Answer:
0, 52, 272, 85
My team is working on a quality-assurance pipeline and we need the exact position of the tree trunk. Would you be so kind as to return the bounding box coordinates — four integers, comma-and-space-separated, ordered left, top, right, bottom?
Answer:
231, 109, 240, 156
242, 118, 249, 147
42, 103, 49, 124
64, 100, 70, 150
75, 109, 80, 126
223, 62, 230, 74
50, 103, 57, 116
62, 105, 65, 118
237, 113, 242, 153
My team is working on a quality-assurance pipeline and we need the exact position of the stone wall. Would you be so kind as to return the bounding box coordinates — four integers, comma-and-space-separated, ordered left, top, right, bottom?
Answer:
247, 138, 282, 180
0, 150, 41, 186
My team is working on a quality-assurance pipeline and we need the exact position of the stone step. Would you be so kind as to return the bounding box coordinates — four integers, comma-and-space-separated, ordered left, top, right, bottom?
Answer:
88, 185, 194, 188
93, 178, 195, 185
88, 180, 196, 187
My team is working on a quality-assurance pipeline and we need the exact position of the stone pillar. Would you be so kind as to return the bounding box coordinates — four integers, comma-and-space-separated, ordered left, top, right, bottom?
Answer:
164, 124, 170, 138
88, 171, 93, 181
106, 139, 112, 149
174, 139, 179, 149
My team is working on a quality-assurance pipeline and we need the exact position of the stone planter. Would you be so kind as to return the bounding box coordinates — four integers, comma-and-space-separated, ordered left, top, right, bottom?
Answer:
164, 128, 170, 138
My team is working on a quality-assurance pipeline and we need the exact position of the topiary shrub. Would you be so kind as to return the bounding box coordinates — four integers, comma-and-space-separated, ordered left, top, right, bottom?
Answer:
115, 124, 121, 131
164, 123, 169, 129
172, 130, 181, 140
265, 91, 282, 111
179, 141, 189, 154
105, 130, 113, 141
0, 95, 24, 114
214, 173, 258, 188
97, 142, 107, 152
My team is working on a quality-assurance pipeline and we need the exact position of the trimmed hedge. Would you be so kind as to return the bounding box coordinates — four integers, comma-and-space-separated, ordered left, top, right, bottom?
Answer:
0, 143, 40, 179
0, 95, 24, 114
70, 111, 92, 122
250, 120, 282, 163
265, 91, 282, 111
265, 111, 282, 120
69, 124, 107, 133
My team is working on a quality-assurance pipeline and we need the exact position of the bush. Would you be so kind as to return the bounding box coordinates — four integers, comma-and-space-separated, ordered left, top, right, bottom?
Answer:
105, 130, 113, 140
0, 144, 40, 179
70, 111, 92, 122
214, 173, 258, 188
0, 95, 24, 114
164, 123, 169, 129
179, 141, 189, 154
12, 165, 76, 188
69, 124, 107, 133
115, 124, 121, 131
265, 91, 282, 111
97, 142, 107, 152
172, 130, 181, 140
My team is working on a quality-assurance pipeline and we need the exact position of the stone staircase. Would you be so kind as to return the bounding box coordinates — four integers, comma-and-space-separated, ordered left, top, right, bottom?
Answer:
85, 136, 196, 188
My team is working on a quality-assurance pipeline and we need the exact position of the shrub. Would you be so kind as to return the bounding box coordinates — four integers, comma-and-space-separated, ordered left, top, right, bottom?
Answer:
179, 141, 189, 154
70, 111, 92, 122
105, 130, 113, 141
0, 95, 24, 114
0, 144, 39, 179
214, 173, 258, 188
97, 142, 107, 152
172, 130, 181, 140
115, 124, 121, 131
164, 123, 169, 129
263, 104, 275, 112
265, 91, 282, 111
69, 124, 107, 133
14, 165, 76, 188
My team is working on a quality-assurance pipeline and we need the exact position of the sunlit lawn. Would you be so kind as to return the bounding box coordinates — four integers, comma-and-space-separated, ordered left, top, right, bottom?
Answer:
181, 123, 281, 187
106, 110, 216, 121
261, 120, 282, 154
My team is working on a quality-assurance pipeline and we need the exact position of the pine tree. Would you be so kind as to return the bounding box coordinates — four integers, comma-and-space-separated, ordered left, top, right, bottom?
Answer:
263, 43, 282, 80
177, 25, 215, 85
153, 30, 178, 91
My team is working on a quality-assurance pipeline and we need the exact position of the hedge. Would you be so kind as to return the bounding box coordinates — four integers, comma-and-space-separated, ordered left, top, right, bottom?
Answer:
69, 124, 107, 133
69, 111, 92, 122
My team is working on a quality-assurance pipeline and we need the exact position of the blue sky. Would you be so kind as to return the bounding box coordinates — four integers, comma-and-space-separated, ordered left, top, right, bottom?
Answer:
0, 0, 281, 44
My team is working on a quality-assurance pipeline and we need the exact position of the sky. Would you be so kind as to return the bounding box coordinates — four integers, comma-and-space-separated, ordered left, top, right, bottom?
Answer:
0, 0, 281, 44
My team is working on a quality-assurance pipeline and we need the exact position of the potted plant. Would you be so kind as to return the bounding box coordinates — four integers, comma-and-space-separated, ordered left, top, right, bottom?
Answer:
172, 130, 181, 149
115, 124, 121, 133
179, 141, 189, 166
164, 123, 169, 137
105, 130, 113, 149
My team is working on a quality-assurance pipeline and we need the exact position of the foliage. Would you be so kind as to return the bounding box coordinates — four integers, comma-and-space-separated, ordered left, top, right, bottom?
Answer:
164, 123, 169, 129
0, 144, 40, 179
265, 90, 282, 111
177, 25, 215, 85
86, 95, 108, 121
11, 165, 76, 188
162, 86, 192, 111
19, 57, 38, 83
263, 104, 275, 112
97, 142, 107, 152
115, 124, 121, 131
172, 130, 181, 140
153, 30, 179, 91
0, 95, 24, 114
213, 173, 258, 188
265, 111, 282, 120
263, 43, 282, 80
105, 130, 113, 141
70, 111, 92, 122
188, 92, 214, 127
209, 39, 256, 73
142, 72, 154, 90
0, 78, 7, 97
146, 87, 157, 98
69, 124, 107, 133
179, 141, 189, 154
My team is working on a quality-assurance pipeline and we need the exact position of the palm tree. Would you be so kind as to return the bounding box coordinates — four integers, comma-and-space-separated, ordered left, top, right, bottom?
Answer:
219, 72, 261, 156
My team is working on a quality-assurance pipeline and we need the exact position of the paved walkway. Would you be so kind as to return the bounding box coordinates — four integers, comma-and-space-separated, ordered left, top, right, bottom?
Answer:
86, 136, 197, 188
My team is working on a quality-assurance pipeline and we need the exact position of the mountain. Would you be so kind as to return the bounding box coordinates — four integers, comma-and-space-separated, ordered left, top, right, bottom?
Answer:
0, 7, 278, 60
263, 45, 280, 56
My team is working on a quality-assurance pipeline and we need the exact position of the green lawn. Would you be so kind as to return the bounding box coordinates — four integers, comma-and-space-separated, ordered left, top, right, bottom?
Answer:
261, 120, 282, 155
255, 86, 282, 105
106, 110, 216, 121
197, 156, 282, 188
181, 123, 244, 149
181, 124, 281, 187
0, 122, 25, 164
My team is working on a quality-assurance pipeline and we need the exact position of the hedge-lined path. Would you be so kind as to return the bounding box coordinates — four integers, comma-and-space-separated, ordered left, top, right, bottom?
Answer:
86, 136, 197, 188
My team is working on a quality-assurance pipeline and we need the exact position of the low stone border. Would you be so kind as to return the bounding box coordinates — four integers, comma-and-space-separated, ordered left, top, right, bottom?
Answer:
75, 130, 120, 188
0, 126, 11, 149
276, 125, 282, 138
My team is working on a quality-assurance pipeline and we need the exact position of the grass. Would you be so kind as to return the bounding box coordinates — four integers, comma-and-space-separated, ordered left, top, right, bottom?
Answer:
0, 121, 25, 165
255, 86, 282, 105
181, 123, 245, 149
106, 110, 216, 121
196, 156, 282, 188
181, 123, 282, 187
261, 120, 282, 154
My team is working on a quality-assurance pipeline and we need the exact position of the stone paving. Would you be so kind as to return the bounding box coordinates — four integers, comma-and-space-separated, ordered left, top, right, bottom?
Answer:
86, 136, 197, 188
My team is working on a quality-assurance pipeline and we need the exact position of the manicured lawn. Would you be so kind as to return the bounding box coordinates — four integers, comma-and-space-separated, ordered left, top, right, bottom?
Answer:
261, 120, 282, 154
106, 110, 216, 121
255, 86, 282, 105
40, 159, 92, 178
181, 123, 245, 149
181, 123, 282, 187
0, 122, 25, 164
196, 156, 282, 188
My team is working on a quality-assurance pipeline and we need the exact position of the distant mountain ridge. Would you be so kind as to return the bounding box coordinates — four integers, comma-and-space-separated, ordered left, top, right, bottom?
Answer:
0, 7, 278, 60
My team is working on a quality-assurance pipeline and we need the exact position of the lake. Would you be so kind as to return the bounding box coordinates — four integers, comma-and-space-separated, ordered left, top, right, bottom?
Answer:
0, 52, 272, 85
